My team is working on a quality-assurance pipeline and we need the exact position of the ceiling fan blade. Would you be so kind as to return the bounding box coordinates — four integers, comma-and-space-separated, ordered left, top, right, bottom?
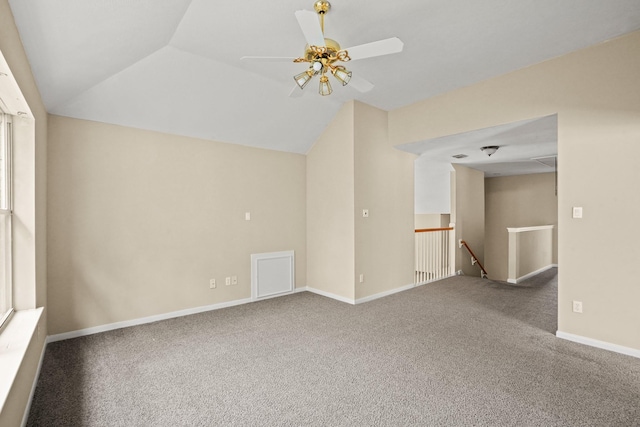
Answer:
295, 10, 326, 47
241, 56, 296, 62
344, 37, 404, 61
348, 74, 374, 93
289, 85, 304, 98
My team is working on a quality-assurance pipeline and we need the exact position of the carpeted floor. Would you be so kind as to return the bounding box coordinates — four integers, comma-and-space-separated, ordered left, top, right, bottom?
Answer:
28, 269, 640, 426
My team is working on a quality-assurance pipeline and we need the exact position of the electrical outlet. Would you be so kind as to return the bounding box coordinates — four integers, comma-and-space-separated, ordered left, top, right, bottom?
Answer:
225, 277, 231, 286
572, 300, 583, 313
209, 279, 216, 289
232, 276, 238, 285
359, 274, 364, 283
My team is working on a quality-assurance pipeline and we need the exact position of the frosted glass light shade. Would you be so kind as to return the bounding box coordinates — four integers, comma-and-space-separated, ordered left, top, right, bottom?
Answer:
294, 70, 313, 89
319, 75, 332, 96
481, 146, 499, 156
332, 66, 352, 86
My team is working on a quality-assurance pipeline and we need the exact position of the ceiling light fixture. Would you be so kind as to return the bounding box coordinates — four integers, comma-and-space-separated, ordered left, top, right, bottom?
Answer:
481, 146, 499, 156
292, 1, 352, 96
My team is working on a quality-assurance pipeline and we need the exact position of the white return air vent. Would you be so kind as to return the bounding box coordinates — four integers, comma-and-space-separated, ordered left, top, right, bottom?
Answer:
251, 251, 295, 301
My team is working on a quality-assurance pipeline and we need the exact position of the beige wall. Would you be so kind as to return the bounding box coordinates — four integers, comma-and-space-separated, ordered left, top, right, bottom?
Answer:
306, 102, 355, 300
47, 115, 306, 334
390, 31, 640, 350
452, 165, 485, 276
0, 0, 48, 425
415, 214, 450, 229
354, 102, 414, 299
486, 173, 558, 281
307, 101, 415, 301
508, 227, 554, 282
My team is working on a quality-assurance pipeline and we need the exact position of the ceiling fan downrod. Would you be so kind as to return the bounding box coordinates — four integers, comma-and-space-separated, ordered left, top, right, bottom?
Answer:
314, 1, 331, 33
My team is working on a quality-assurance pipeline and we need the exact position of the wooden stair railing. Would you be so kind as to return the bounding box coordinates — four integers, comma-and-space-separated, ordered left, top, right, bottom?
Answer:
458, 239, 488, 278
415, 227, 454, 233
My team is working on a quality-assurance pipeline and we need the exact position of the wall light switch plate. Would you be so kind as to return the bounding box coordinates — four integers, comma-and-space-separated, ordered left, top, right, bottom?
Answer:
209, 279, 216, 289
362, 209, 369, 218
245, 212, 251, 221
572, 207, 583, 219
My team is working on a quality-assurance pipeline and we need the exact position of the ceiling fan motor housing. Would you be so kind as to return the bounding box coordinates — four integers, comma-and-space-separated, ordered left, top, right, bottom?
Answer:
304, 38, 341, 61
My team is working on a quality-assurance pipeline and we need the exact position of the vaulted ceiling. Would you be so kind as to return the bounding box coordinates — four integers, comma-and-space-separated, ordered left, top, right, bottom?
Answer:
8, 0, 640, 154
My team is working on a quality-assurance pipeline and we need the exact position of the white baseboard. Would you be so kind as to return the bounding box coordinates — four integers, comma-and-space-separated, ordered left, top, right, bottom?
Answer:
45, 280, 425, 343
305, 287, 355, 305
556, 330, 640, 359
21, 339, 47, 427
46, 285, 311, 344
508, 264, 558, 284
305, 283, 419, 305
47, 298, 253, 343
355, 283, 415, 304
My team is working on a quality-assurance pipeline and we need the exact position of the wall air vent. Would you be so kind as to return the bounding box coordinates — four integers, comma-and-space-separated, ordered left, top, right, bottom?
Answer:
452, 154, 468, 159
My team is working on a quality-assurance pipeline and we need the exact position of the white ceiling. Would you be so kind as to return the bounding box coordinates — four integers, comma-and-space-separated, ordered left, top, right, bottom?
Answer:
7, 0, 640, 154
398, 114, 558, 177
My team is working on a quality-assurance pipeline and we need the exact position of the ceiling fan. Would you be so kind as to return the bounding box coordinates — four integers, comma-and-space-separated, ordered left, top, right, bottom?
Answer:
241, 1, 404, 97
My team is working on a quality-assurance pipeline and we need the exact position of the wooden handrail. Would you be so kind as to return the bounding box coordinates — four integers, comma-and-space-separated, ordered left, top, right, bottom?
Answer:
415, 227, 454, 233
459, 239, 488, 278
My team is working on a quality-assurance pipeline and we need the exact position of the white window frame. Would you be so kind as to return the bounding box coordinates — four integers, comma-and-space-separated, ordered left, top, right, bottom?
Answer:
0, 112, 13, 329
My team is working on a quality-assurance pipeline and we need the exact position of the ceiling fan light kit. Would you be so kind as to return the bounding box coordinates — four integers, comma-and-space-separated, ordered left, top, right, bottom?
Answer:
293, 1, 352, 96
241, 1, 404, 97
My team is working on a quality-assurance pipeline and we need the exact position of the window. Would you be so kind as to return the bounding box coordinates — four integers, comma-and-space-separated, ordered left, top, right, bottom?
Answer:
0, 112, 12, 327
